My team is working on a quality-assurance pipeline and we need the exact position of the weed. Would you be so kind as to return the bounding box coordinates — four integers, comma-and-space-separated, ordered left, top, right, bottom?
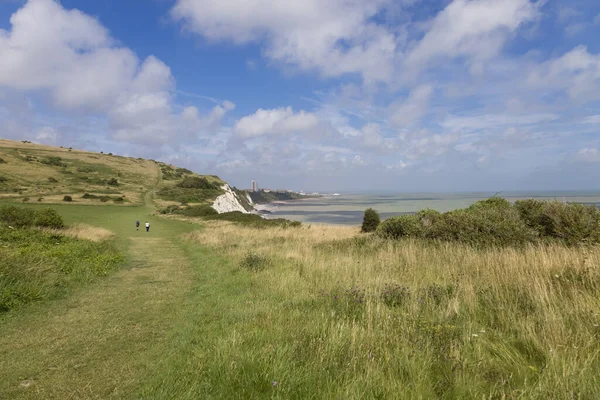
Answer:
239, 253, 272, 272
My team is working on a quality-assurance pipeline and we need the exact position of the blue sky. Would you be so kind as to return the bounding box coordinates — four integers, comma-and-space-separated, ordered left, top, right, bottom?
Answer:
1, 0, 600, 192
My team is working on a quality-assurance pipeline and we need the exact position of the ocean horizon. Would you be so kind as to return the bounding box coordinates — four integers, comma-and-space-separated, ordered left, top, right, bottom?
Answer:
262, 191, 600, 226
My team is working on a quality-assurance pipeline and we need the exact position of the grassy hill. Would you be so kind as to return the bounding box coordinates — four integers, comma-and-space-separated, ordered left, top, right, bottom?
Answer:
0, 139, 224, 207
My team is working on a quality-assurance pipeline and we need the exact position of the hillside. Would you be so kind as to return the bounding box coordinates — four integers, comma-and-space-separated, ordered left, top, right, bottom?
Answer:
0, 139, 230, 209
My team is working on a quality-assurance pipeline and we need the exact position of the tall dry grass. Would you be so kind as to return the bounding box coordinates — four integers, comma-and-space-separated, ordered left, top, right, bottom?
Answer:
184, 221, 600, 398
43, 224, 115, 242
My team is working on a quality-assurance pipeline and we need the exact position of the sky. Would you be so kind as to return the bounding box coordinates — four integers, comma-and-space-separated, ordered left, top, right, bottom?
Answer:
1, 0, 600, 192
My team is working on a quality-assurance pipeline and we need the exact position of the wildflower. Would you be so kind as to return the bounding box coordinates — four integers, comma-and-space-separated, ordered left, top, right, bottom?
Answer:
272, 381, 277, 387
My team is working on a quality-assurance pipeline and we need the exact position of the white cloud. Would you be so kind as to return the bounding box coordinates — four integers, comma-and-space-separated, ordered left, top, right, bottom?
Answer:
361, 123, 383, 148
576, 148, 600, 163
406, 0, 540, 71
389, 85, 433, 127
234, 107, 319, 138
0, 0, 234, 145
171, 0, 397, 82
528, 45, 600, 100
35, 126, 59, 145
594, 13, 600, 25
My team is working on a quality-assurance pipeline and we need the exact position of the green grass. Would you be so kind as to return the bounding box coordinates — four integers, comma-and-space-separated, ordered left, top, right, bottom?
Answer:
0, 225, 123, 312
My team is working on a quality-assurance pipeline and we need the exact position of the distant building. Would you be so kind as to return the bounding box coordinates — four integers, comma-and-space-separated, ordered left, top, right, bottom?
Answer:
251, 180, 257, 192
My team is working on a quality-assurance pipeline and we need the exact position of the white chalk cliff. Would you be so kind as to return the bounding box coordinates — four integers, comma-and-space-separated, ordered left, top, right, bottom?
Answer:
212, 184, 253, 214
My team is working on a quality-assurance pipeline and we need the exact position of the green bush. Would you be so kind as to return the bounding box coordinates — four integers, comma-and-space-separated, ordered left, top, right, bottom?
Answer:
211, 211, 301, 228
239, 253, 272, 272
377, 197, 600, 247
33, 208, 64, 229
0, 205, 36, 227
377, 214, 424, 239
107, 178, 119, 186
179, 205, 219, 217
0, 206, 64, 229
41, 156, 66, 167
157, 186, 223, 203
63, 195, 73, 202
361, 208, 381, 233
176, 176, 220, 190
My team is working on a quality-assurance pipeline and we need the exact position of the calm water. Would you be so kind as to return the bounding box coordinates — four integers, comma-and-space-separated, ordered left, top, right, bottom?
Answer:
262, 191, 600, 226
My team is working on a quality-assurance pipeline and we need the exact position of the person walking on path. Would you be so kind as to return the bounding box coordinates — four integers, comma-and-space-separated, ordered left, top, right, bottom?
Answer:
136, 219, 140, 231
145, 221, 150, 232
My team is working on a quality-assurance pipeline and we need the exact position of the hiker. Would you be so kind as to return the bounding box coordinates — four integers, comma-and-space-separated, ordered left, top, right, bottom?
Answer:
145, 221, 150, 232
136, 219, 140, 231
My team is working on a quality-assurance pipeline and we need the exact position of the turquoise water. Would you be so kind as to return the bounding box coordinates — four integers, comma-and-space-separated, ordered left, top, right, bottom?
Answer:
262, 191, 600, 226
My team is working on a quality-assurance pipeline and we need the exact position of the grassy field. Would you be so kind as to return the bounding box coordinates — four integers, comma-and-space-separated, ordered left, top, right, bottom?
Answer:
166, 222, 600, 399
2, 139, 599, 398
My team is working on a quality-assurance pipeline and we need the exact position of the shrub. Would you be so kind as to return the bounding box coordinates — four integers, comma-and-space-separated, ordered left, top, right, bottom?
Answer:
0, 157, 5, 164
377, 198, 538, 247
427, 200, 537, 247
63, 195, 73, 202
176, 176, 220, 190
41, 156, 66, 167
377, 214, 424, 239
179, 205, 218, 217
361, 208, 381, 233
38, 197, 44, 202
0, 205, 36, 227
22, 197, 30, 203
33, 208, 64, 229
538, 201, 600, 245
0, 176, 7, 183
47, 177, 58, 183
107, 178, 119, 186
175, 167, 193, 174
113, 197, 124, 203
239, 253, 272, 272
211, 211, 301, 228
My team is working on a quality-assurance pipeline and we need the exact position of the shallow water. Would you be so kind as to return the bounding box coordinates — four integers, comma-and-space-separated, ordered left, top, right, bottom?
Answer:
263, 191, 600, 226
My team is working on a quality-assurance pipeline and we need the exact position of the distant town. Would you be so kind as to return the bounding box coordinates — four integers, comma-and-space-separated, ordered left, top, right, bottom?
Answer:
249, 180, 340, 198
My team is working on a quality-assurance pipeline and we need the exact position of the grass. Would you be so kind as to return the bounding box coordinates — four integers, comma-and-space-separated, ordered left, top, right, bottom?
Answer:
2, 139, 599, 398
0, 139, 157, 205
0, 223, 123, 312
163, 221, 600, 399
2, 203, 599, 398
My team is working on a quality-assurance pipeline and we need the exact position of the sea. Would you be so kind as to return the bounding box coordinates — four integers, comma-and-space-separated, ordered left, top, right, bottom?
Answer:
261, 191, 600, 226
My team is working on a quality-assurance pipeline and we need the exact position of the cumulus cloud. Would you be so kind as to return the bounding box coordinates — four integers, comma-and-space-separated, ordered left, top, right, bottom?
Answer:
171, 0, 397, 82
0, 0, 234, 145
406, 0, 540, 72
528, 45, 600, 100
234, 107, 319, 138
